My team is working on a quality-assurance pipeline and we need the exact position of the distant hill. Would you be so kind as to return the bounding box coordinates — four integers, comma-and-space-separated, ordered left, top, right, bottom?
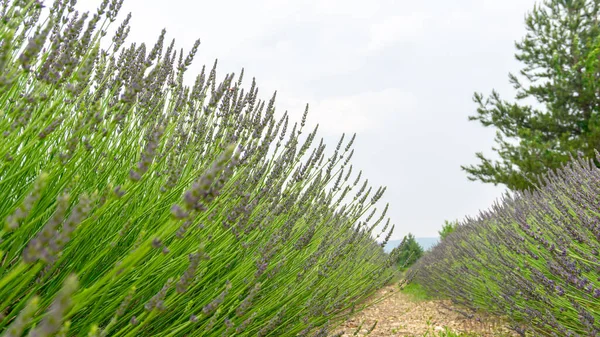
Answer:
383, 237, 439, 253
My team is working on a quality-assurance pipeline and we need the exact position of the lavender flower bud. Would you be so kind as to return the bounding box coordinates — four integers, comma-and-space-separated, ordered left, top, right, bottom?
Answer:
28, 274, 78, 337
176, 252, 201, 293
4, 296, 39, 337
145, 279, 172, 312
5, 172, 48, 230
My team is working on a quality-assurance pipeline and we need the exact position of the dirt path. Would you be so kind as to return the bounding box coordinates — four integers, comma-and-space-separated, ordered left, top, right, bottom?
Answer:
333, 284, 517, 337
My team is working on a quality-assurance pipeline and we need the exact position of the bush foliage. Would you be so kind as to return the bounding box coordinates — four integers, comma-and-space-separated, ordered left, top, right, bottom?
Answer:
390, 233, 423, 270
438, 220, 457, 241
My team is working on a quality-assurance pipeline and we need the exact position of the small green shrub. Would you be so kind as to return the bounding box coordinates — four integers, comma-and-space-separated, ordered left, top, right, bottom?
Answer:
399, 281, 431, 302
390, 233, 423, 270
438, 220, 457, 241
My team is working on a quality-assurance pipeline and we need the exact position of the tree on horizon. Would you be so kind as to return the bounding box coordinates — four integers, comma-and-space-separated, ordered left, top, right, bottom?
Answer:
393, 233, 424, 270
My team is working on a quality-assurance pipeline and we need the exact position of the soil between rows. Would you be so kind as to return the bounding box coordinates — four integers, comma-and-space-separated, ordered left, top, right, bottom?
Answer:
333, 284, 517, 337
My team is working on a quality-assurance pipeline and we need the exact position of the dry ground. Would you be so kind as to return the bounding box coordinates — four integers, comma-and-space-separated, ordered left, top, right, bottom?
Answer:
333, 284, 517, 337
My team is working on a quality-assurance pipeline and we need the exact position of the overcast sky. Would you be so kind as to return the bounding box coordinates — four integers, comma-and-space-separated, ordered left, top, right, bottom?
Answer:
79, 0, 538, 239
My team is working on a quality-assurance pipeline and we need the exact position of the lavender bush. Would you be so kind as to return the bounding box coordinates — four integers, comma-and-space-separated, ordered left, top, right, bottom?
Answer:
0, 0, 397, 336
414, 155, 600, 336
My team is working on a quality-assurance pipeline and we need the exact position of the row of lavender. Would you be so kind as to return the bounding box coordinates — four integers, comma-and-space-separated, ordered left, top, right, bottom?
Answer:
0, 0, 397, 336
413, 156, 600, 336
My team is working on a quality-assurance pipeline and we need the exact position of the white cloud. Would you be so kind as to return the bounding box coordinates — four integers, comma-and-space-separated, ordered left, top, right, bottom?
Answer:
367, 13, 431, 51
273, 88, 417, 135
309, 0, 380, 19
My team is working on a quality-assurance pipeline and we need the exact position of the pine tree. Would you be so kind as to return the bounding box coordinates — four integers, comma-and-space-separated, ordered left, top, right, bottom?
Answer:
463, 0, 600, 190
438, 220, 458, 241
393, 233, 423, 270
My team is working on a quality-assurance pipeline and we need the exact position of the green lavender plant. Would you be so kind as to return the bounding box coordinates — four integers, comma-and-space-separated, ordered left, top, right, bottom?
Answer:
0, 0, 398, 336
414, 155, 600, 336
